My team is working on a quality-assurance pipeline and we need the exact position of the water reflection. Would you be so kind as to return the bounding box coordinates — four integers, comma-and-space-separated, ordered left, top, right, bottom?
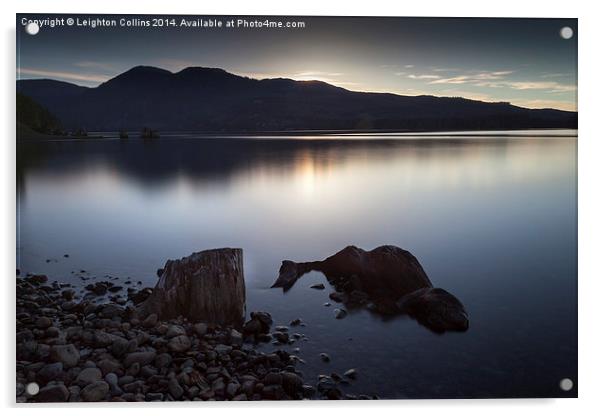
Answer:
18, 137, 573, 191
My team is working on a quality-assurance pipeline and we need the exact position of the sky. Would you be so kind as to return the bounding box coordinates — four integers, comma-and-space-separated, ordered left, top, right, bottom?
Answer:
17, 15, 577, 111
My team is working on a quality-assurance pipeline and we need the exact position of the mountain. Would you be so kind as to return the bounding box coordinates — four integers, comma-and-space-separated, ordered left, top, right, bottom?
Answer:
16, 66, 577, 132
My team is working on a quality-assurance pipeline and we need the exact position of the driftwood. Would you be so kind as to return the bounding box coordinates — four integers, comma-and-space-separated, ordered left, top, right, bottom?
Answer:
139, 248, 246, 326
272, 245, 468, 333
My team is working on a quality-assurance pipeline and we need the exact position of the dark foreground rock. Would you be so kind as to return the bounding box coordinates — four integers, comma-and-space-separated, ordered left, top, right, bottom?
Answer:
271, 245, 468, 332
138, 248, 246, 326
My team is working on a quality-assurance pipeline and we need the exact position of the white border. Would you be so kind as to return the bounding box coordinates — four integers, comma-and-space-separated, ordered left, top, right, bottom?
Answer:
3, 1, 601, 415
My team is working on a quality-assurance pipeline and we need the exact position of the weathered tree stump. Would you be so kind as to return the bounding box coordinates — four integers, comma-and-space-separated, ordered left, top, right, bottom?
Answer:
139, 248, 246, 326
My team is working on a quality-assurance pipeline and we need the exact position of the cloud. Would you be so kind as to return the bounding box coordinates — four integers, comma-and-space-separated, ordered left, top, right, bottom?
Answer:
426, 70, 575, 93
430, 67, 460, 72
429, 75, 471, 84
293, 71, 343, 78
18, 68, 109, 84
408, 74, 441, 80
540, 72, 571, 79
430, 70, 514, 85
502, 81, 576, 93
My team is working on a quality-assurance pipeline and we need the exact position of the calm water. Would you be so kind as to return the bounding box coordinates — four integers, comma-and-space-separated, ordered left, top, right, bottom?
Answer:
17, 132, 577, 399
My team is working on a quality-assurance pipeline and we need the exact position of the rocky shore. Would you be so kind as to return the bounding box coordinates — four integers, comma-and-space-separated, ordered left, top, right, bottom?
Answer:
16, 272, 372, 402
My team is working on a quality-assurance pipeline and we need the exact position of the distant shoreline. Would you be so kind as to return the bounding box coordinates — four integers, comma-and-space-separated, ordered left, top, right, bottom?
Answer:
18, 128, 578, 143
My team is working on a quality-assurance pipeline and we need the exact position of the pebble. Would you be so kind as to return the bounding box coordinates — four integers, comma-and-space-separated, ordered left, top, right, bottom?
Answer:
36, 316, 52, 329
37, 362, 64, 383
226, 382, 240, 397
97, 359, 120, 375
68, 385, 81, 402
334, 308, 348, 319
61, 289, 75, 300
80, 381, 109, 402
282, 372, 303, 395
167, 335, 191, 353
263, 372, 283, 385
104, 372, 122, 396
123, 351, 156, 368
168, 377, 184, 399
146, 392, 164, 401
141, 314, 158, 328
310, 283, 325, 290
110, 336, 130, 358
329, 292, 344, 302
214, 344, 232, 355
75, 367, 102, 387
36, 383, 70, 402
165, 324, 186, 338
230, 329, 243, 346
193, 322, 208, 337
50, 344, 80, 368
273, 332, 289, 343
154, 352, 172, 369
344, 368, 358, 379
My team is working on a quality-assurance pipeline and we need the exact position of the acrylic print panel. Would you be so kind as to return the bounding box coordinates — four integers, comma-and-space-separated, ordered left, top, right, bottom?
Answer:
15, 14, 577, 402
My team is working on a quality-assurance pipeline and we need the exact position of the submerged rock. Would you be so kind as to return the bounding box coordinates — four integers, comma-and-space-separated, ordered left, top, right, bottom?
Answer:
243, 311, 273, 340
333, 308, 347, 319
272, 245, 468, 333
272, 245, 431, 294
397, 287, 469, 333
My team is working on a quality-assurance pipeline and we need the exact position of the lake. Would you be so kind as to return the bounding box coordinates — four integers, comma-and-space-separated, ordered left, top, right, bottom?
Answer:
16, 130, 577, 399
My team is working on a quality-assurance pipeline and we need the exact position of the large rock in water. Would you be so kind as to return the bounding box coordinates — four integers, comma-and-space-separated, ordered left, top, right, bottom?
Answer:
271, 245, 468, 333
272, 245, 432, 296
138, 248, 245, 326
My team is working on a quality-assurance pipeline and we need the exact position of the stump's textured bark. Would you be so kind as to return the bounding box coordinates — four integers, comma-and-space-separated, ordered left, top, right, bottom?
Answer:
139, 248, 245, 326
